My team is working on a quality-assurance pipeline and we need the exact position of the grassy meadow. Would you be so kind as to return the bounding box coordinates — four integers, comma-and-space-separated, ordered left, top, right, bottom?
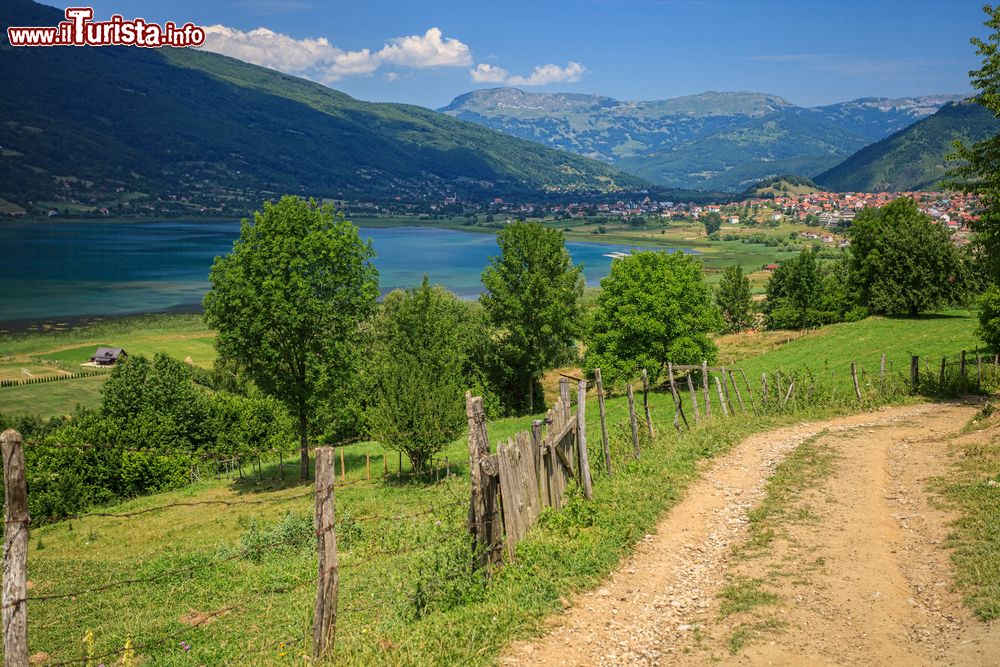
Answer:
7, 308, 988, 665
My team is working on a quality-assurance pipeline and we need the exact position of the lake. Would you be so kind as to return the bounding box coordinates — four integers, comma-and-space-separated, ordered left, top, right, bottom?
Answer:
0, 221, 668, 326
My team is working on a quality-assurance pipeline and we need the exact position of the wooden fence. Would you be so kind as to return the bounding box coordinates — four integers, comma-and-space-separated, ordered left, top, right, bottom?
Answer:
1, 348, 993, 662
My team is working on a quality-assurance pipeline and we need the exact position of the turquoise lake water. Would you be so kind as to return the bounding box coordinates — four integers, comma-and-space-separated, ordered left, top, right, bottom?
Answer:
0, 221, 665, 325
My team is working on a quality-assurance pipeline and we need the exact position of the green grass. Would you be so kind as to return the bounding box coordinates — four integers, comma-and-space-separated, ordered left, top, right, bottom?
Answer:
0, 313, 216, 416
938, 405, 1000, 621
718, 577, 779, 618
729, 311, 981, 397
24, 384, 882, 665
739, 432, 837, 555
0, 374, 107, 417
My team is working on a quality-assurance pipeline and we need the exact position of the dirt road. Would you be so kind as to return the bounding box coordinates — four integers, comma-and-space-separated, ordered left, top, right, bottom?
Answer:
502, 403, 1000, 666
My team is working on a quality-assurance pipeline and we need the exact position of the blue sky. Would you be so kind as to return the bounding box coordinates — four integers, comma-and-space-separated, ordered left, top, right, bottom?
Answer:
46, 0, 985, 108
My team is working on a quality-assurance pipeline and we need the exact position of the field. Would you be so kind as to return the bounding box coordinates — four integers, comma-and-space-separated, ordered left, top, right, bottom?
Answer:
0, 314, 216, 415
10, 310, 989, 665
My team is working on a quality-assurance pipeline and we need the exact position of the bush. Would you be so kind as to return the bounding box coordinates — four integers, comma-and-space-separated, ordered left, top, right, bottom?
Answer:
977, 285, 1000, 351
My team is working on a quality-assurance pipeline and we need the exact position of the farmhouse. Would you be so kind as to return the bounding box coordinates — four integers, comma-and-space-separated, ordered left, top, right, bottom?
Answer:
89, 347, 127, 366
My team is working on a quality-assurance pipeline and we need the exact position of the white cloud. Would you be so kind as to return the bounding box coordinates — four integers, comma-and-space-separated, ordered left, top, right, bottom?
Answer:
200, 25, 470, 83
469, 61, 586, 86
470, 63, 510, 83
379, 28, 472, 68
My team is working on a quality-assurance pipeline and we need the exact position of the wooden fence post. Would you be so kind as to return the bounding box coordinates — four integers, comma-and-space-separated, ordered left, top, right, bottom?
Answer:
626, 384, 641, 458
312, 447, 338, 660
761, 372, 768, 408
715, 376, 730, 417
594, 369, 612, 476
667, 362, 689, 430
532, 420, 548, 500
739, 369, 756, 412
340, 447, 346, 483
702, 360, 711, 418
851, 362, 862, 401
576, 380, 593, 499
2, 430, 28, 667
977, 352, 982, 390
559, 377, 571, 423
880, 353, 886, 380
728, 369, 746, 413
940, 357, 947, 388
720, 366, 734, 415
641, 369, 654, 438
467, 394, 501, 569
686, 373, 701, 423
960, 350, 967, 387
911, 355, 920, 392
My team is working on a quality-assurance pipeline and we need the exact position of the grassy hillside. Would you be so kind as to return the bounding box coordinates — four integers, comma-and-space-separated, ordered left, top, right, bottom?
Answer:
815, 100, 1000, 192
14, 310, 984, 665
0, 1, 643, 216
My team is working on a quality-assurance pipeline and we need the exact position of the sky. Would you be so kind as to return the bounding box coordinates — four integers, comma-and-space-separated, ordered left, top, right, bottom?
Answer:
43, 0, 987, 109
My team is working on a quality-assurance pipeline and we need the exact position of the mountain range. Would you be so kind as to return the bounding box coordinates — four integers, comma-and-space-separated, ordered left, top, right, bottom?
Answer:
440, 89, 968, 191
814, 100, 1000, 192
0, 0, 645, 215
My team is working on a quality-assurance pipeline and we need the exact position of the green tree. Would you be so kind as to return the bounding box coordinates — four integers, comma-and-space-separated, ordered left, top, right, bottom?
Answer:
977, 284, 1000, 350
716, 264, 755, 333
584, 251, 721, 388
949, 5, 1000, 279
366, 278, 471, 471
702, 211, 723, 235
204, 196, 379, 480
480, 222, 583, 412
848, 199, 966, 316
764, 248, 823, 329
100, 353, 209, 450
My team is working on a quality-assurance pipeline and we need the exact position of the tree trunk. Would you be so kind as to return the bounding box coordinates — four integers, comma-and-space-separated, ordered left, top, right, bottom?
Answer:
299, 410, 309, 481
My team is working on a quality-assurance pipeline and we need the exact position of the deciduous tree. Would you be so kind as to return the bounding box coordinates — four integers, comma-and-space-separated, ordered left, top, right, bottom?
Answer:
480, 222, 583, 412
204, 196, 379, 479
716, 264, 755, 333
584, 251, 720, 388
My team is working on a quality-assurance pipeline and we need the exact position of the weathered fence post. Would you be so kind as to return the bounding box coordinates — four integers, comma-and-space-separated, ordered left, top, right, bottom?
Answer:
559, 377, 571, 423
340, 447, 346, 483
761, 372, 768, 408
851, 362, 862, 401
576, 380, 593, 499
728, 369, 746, 413
880, 353, 886, 381
667, 362, 689, 430
702, 360, 711, 418
960, 350, 967, 387
911, 355, 920, 392
532, 420, 548, 499
641, 369, 654, 438
737, 369, 755, 412
715, 376, 730, 416
686, 373, 701, 423
312, 447, 338, 660
977, 352, 982, 390
626, 383, 641, 458
467, 394, 501, 569
594, 369, 612, 476
366, 454, 370, 481
2, 430, 28, 667
720, 366, 734, 414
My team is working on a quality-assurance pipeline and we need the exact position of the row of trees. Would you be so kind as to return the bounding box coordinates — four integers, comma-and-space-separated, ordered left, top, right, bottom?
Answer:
714, 198, 970, 334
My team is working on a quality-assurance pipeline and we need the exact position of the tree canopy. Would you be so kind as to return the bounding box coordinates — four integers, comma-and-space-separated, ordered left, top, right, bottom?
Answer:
204, 196, 379, 479
367, 278, 473, 471
847, 198, 966, 316
480, 222, 583, 412
584, 251, 720, 388
716, 264, 755, 333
